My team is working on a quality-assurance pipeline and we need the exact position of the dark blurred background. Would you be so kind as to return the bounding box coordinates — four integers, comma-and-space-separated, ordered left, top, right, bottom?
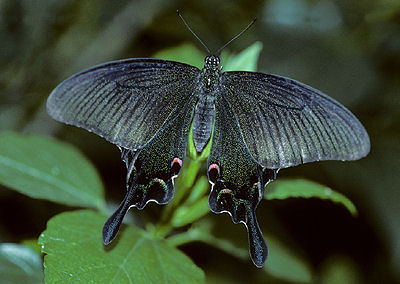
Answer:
0, 0, 399, 283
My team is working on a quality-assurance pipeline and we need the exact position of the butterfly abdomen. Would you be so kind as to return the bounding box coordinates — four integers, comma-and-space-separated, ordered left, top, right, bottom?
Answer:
192, 91, 216, 153
192, 55, 222, 153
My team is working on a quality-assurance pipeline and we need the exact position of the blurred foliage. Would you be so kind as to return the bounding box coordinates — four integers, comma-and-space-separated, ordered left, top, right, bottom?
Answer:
0, 243, 43, 284
0, 0, 399, 283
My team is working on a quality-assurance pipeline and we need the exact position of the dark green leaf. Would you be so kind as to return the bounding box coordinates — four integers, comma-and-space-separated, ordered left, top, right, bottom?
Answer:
39, 210, 204, 284
265, 178, 357, 216
0, 132, 105, 210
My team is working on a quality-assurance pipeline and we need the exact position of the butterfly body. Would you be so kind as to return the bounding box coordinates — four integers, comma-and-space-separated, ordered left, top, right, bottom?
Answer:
47, 50, 369, 268
192, 55, 221, 152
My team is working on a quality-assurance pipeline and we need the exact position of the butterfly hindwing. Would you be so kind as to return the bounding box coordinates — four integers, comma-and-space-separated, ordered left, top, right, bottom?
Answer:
102, 93, 198, 244
207, 93, 277, 267
221, 71, 370, 169
47, 58, 200, 150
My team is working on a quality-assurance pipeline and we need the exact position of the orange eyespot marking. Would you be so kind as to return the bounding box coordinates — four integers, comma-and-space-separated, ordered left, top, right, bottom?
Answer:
220, 189, 232, 194
208, 163, 220, 174
171, 157, 183, 167
153, 178, 166, 186
152, 178, 167, 192
217, 188, 234, 201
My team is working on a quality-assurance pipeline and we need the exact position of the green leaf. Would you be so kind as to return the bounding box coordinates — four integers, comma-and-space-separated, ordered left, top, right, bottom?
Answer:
265, 178, 358, 216
153, 43, 205, 69
39, 210, 205, 284
222, 41, 263, 72
0, 243, 44, 284
0, 132, 105, 211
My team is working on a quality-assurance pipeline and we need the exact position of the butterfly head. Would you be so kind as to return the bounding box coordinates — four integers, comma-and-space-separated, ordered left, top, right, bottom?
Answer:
205, 55, 220, 70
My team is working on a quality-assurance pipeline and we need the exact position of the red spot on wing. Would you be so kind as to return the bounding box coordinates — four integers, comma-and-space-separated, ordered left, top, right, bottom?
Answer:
208, 163, 220, 184
170, 157, 183, 177
171, 157, 183, 167
208, 163, 220, 174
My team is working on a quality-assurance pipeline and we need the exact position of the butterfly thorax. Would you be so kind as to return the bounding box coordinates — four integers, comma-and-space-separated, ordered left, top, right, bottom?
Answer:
202, 55, 221, 89
192, 55, 222, 153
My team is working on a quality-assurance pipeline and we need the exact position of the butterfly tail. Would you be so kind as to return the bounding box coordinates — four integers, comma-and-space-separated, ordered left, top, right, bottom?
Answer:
246, 208, 268, 268
102, 184, 135, 245
103, 147, 179, 245
208, 180, 269, 267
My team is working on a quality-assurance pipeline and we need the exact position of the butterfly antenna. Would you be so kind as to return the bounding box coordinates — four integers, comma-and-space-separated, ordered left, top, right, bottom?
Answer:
215, 18, 257, 55
177, 10, 211, 54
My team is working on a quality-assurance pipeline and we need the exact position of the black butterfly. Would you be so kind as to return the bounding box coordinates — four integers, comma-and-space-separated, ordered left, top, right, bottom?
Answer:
46, 14, 370, 268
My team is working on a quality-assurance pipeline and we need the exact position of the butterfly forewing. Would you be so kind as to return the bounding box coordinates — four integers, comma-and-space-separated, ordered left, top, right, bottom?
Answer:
47, 59, 201, 150
221, 71, 370, 169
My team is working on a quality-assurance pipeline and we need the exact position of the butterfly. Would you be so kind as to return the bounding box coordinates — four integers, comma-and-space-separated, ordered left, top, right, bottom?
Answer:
46, 13, 370, 268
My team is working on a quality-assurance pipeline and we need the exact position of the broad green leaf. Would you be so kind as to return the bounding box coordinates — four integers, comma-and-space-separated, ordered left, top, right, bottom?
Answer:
265, 179, 357, 216
0, 132, 105, 211
0, 243, 44, 284
222, 41, 263, 72
153, 43, 205, 69
39, 210, 204, 284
